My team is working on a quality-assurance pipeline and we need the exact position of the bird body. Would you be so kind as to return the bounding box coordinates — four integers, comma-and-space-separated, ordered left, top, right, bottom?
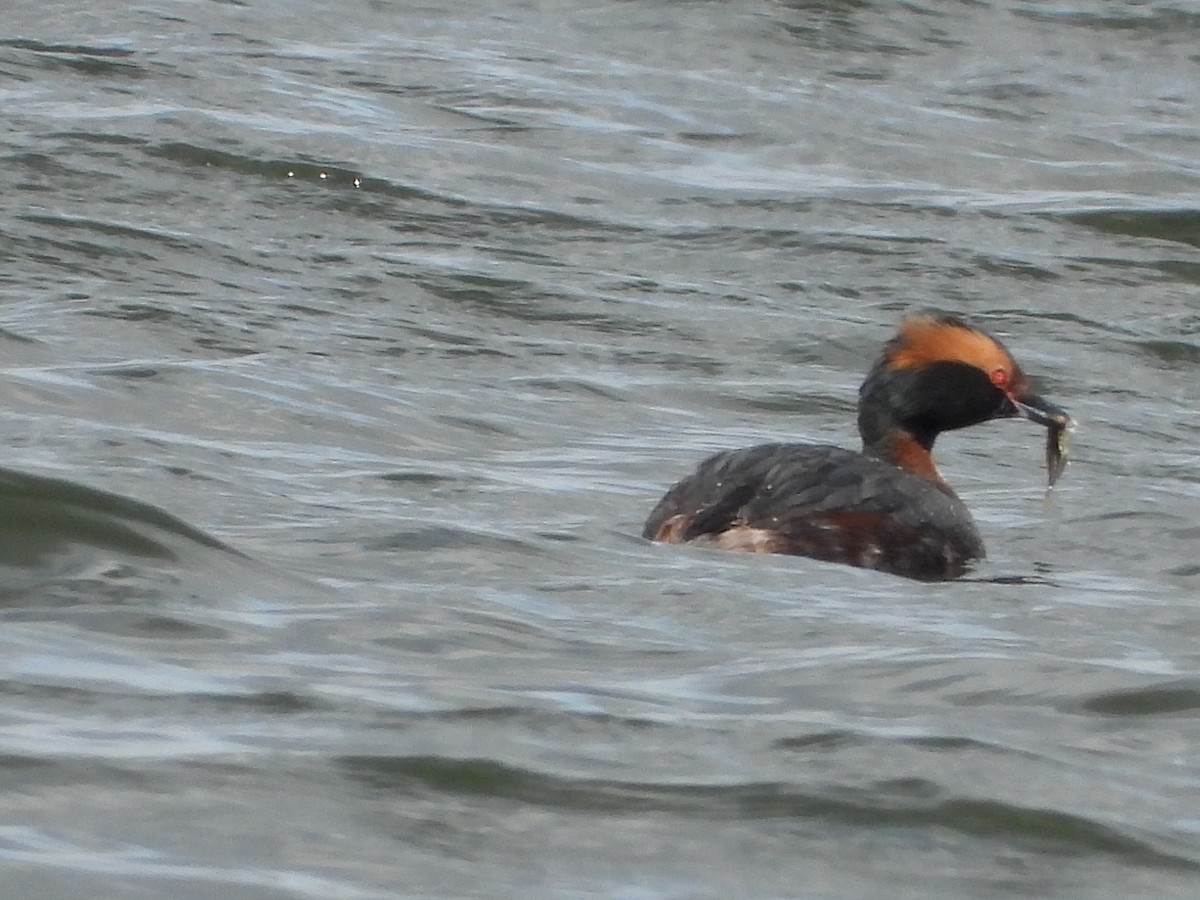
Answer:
643, 313, 1071, 580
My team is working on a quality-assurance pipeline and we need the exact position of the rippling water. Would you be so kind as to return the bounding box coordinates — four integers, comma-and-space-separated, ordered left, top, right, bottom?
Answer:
3, 0, 1200, 896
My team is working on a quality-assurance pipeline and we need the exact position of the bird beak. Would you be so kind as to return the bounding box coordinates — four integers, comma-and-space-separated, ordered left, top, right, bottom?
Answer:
1006, 392, 1071, 430
1001, 392, 1074, 488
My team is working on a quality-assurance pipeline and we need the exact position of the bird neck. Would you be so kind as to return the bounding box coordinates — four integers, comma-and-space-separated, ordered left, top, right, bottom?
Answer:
857, 364, 948, 485
863, 427, 947, 486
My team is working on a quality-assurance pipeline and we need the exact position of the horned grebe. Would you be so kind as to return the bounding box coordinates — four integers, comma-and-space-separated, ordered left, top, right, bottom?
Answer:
642, 312, 1071, 580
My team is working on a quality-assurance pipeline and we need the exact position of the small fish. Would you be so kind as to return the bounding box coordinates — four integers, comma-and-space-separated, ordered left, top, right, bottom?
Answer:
1046, 415, 1072, 489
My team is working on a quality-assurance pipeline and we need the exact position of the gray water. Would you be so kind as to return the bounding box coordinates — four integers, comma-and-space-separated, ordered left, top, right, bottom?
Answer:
3, 0, 1200, 897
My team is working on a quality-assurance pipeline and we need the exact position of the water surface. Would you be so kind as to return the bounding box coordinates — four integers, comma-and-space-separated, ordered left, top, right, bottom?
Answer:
2, 0, 1200, 897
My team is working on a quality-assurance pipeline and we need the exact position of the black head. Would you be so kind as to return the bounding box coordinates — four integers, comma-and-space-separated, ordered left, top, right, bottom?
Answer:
858, 313, 1071, 455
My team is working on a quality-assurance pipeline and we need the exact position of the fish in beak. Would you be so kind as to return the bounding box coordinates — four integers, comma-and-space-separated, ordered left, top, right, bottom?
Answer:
1002, 392, 1073, 488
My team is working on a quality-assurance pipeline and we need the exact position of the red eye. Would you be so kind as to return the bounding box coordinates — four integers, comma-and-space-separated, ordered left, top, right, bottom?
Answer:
989, 367, 1009, 387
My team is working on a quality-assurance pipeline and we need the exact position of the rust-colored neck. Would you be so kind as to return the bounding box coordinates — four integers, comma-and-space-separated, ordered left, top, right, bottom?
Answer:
866, 429, 947, 487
